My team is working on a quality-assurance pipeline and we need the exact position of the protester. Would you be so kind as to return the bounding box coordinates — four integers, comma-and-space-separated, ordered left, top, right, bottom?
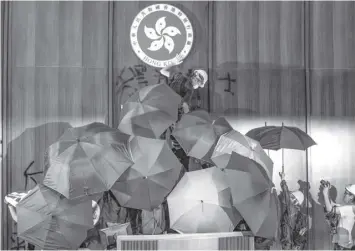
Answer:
160, 57, 208, 117
159, 57, 208, 172
279, 172, 310, 250
321, 180, 355, 250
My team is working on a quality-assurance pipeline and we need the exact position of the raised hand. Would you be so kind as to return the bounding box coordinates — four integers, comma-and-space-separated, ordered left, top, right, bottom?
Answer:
174, 54, 183, 65
279, 171, 286, 181
320, 180, 331, 193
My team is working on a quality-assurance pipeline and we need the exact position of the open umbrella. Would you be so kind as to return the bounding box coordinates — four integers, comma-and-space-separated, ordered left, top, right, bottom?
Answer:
211, 130, 274, 180
43, 122, 133, 200
167, 167, 241, 233
246, 122, 316, 171
212, 117, 233, 137
111, 136, 183, 211
172, 110, 219, 163
118, 84, 181, 138
219, 152, 280, 240
246, 123, 316, 151
17, 185, 93, 250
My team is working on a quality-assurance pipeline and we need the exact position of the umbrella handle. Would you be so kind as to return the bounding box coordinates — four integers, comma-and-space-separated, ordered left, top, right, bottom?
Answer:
152, 210, 157, 235
264, 122, 270, 156
282, 148, 284, 172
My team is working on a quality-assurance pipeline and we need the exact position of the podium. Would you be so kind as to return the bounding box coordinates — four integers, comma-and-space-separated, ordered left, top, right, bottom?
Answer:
117, 231, 254, 250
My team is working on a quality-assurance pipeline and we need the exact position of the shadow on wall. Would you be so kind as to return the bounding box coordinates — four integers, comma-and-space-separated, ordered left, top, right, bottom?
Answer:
2, 122, 72, 249
210, 61, 307, 118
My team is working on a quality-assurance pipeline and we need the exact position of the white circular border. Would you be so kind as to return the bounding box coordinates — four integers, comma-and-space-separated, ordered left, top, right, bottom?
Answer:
130, 4, 194, 68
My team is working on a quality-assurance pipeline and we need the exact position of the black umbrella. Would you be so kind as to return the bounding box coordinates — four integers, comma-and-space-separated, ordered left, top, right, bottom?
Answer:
246, 122, 316, 171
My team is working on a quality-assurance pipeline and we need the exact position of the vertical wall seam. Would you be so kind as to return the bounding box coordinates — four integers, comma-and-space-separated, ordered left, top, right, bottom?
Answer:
207, 1, 215, 113
304, 1, 311, 249
108, 1, 114, 127
1, 1, 12, 249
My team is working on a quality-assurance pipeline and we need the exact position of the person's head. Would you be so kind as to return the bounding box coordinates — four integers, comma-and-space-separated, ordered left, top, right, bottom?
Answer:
191, 69, 208, 89
290, 190, 304, 209
343, 184, 355, 204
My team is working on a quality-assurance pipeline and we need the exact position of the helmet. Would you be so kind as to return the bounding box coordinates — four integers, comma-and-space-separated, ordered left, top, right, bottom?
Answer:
345, 184, 355, 196
291, 191, 304, 205
92, 200, 101, 225
193, 69, 208, 86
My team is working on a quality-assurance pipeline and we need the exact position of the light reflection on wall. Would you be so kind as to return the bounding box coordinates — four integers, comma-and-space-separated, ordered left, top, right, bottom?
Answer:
8, 116, 107, 142
212, 114, 355, 206
212, 114, 308, 193
309, 118, 355, 204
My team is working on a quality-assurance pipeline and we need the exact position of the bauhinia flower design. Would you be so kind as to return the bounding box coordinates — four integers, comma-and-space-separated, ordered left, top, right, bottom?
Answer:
144, 16, 181, 54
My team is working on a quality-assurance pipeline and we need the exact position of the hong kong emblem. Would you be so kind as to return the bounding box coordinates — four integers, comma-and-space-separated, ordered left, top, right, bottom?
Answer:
130, 4, 194, 68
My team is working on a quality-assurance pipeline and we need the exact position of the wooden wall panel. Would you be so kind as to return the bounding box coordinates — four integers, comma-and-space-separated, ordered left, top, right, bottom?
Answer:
308, 2, 355, 249
213, 3, 306, 248
310, 2, 355, 69
213, 2, 306, 202
113, 1, 209, 127
3, 2, 109, 249
3, 1, 355, 250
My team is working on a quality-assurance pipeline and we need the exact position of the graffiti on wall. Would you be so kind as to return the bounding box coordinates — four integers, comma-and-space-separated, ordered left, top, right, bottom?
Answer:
23, 161, 43, 190
218, 72, 236, 96
115, 64, 201, 110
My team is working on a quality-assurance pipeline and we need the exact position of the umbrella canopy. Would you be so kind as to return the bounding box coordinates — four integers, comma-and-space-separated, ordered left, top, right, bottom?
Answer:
212, 117, 233, 136
111, 136, 183, 211
118, 84, 181, 138
211, 130, 274, 180
167, 167, 241, 233
17, 185, 93, 250
221, 152, 280, 239
172, 110, 219, 163
246, 125, 316, 151
43, 122, 133, 200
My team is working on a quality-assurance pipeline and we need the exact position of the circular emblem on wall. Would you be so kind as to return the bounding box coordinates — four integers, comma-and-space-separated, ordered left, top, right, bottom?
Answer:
130, 4, 194, 68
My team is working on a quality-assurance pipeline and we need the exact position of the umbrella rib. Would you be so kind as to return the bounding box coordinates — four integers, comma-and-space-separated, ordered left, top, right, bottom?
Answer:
148, 171, 178, 190
281, 127, 301, 150
43, 223, 74, 250
19, 215, 51, 240
147, 180, 153, 210
287, 127, 309, 149
77, 143, 111, 189
57, 217, 93, 229
232, 188, 270, 206
85, 155, 109, 189
96, 150, 133, 180
170, 203, 201, 228
45, 152, 70, 198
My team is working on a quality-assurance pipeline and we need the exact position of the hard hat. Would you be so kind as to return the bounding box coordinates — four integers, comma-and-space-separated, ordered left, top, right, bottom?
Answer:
291, 190, 304, 205
345, 184, 355, 196
194, 69, 208, 85
92, 200, 101, 225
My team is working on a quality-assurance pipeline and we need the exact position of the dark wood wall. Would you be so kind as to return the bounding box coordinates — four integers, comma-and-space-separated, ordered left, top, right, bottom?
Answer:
2, 1, 355, 249
1, 1, 109, 249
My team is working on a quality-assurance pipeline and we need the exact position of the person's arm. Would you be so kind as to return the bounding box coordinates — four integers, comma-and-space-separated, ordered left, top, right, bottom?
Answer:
320, 181, 340, 234
8, 205, 18, 222
279, 172, 291, 207
322, 181, 339, 214
160, 56, 183, 78
279, 172, 293, 250
323, 188, 336, 213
